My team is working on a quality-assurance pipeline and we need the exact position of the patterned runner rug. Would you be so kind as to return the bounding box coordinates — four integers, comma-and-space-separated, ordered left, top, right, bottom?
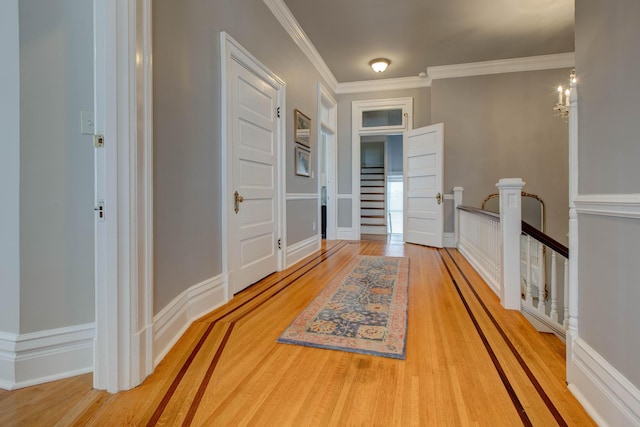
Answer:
277, 255, 409, 359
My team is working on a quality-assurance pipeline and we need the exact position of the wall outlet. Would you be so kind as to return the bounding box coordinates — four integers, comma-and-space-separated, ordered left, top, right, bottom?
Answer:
312, 221, 316, 231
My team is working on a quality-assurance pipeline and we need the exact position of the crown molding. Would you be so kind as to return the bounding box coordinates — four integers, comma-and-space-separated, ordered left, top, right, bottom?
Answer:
427, 52, 575, 80
335, 76, 431, 95
263, 0, 338, 90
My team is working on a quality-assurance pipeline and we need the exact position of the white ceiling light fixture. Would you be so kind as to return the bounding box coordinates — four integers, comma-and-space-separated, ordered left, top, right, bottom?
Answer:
369, 58, 390, 73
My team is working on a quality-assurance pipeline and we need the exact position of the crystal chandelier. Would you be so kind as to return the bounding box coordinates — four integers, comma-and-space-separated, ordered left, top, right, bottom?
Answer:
554, 69, 576, 120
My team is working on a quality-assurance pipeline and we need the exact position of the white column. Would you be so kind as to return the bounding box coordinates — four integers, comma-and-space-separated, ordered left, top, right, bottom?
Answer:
567, 78, 579, 376
453, 187, 464, 246
496, 178, 525, 310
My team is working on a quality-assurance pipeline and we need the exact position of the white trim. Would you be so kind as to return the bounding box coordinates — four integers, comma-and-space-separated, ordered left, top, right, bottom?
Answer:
427, 52, 575, 80
286, 235, 321, 268
221, 32, 287, 294
93, 0, 153, 393
574, 194, 640, 219
569, 337, 640, 426
443, 232, 456, 248
286, 193, 319, 200
352, 98, 413, 241
262, 0, 338, 90
337, 227, 355, 240
337, 194, 352, 199
521, 304, 566, 341
153, 275, 227, 367
0, 324, 95, 390
335, 76, 431, 94
318, 82, 338, 241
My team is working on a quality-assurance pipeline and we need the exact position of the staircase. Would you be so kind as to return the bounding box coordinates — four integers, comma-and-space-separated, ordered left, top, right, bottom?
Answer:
360, 166, 387, 235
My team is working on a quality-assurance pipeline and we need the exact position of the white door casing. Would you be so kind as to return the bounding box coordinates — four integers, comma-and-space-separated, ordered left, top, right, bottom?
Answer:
403, 123, 444, 248
317, 83, 337, 240
221, 33, 286, 296
93, 0, 154, 393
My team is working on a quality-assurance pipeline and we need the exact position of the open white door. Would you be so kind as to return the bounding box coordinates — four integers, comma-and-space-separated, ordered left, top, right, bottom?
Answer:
227, 43, 283, 296
403, 123, 444, 248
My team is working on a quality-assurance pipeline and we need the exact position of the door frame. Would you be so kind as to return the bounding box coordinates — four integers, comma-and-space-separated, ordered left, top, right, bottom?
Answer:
317, 83, 337, 240
351, 98, 413, 240
220, 32, 286, 294
93, 0, 154, 392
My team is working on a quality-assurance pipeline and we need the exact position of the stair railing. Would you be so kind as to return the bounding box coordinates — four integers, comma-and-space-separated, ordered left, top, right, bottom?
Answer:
455, 178, 569, 338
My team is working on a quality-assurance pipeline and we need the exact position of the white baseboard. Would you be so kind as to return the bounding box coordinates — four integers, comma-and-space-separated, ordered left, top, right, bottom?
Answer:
568, 336, 640, 426
443, 232, 456, 248
337, 227, 355, 240
153, 274, 228, 367
0, 323, 95, 390
286, 235, 320, 268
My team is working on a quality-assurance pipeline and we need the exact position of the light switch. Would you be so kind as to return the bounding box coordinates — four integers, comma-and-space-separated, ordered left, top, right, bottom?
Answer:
81, 111, 95, 135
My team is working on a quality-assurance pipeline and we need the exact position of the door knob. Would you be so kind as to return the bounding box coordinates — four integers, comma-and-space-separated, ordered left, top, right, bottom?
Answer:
436, 192, 442, 205
234, 191, 244, 214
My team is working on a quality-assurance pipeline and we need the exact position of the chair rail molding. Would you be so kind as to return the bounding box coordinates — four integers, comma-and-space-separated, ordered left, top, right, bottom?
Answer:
574, 194, 640, 219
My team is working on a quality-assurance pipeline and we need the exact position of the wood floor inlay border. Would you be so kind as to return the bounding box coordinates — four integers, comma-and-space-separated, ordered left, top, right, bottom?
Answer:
441, 248, 568, 427
147, 241, 351, 425
438, 250, 532, 426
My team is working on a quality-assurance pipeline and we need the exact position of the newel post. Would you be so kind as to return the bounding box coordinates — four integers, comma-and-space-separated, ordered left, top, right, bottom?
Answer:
453, 187, 464, 247
496, 178, 525, 310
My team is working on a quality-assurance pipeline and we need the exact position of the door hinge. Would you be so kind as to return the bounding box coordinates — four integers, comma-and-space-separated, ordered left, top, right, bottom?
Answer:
278, 238, 282, 250
94, 200, 105, 221
276, 107, 281, 118
94, 134, 104, 148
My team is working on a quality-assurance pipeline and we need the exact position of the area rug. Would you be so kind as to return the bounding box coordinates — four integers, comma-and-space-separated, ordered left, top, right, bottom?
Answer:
277, 255, 409, 359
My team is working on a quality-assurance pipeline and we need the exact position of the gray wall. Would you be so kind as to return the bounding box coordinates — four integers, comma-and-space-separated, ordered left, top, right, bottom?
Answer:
431, 69, 571, 244
18, 0, 95, 333
0, 0, 21, 335
336, 87, 431, 227
576, 0, 640, 388
154, 0, 333, 312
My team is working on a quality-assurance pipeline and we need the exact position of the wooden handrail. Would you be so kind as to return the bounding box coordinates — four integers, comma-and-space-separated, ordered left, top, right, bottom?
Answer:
521, 221, 569, 259
457, 205, 569, 258
457, 205, 500, 220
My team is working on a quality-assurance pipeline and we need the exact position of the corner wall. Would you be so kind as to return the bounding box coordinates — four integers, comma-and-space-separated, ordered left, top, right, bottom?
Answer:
570, 0, 640, 424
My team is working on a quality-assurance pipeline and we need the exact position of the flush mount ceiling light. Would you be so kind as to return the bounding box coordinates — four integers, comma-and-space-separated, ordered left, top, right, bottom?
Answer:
369, 58, 390, 73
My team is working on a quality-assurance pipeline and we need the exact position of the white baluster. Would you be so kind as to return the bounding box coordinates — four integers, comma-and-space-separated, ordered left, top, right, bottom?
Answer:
537, 243, 546, 314
525, 235, 533, 304
563, 257, 569, 328
546, 251, 556, 317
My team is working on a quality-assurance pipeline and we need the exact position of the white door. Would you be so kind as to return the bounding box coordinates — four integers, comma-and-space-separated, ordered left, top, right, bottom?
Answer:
229, 58, 280, 295
403, 123, 444, 247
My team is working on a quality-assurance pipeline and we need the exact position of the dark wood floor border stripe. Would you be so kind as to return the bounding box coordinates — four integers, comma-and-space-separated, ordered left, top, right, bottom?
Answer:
146, 321, 217, 427
182, 322, 236, 427
442, 248, 568, 427
438, 251, 532, 427
210, 241, 349, 324
146, 241, 350, 425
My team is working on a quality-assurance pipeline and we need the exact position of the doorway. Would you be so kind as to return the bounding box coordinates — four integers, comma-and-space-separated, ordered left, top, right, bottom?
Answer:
221, 33, 286, 295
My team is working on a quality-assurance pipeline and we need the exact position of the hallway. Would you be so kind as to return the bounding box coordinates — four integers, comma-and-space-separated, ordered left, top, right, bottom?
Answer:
0, 241, 593, 426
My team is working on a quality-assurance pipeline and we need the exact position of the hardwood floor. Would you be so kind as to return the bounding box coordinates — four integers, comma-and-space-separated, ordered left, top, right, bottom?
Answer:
0, 241, 594, 426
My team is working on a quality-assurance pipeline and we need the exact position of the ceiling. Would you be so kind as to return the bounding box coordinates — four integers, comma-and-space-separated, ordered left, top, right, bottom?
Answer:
282, 0, 575, 82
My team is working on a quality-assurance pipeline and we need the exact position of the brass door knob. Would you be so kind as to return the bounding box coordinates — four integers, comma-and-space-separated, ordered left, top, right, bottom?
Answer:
234, 190, 244, 214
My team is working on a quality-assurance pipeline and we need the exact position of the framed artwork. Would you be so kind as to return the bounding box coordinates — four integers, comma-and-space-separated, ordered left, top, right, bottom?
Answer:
294, 109, 311, 147
295, 146, 310, 177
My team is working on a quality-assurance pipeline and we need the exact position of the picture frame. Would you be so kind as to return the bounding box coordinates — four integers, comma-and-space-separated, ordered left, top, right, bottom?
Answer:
295, 146, 311, 177
294, 109, 311, 148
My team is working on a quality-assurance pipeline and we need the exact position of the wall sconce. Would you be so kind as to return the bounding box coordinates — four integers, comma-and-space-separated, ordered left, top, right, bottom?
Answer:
554, 69, 576, 120
369, 58, 390, 73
